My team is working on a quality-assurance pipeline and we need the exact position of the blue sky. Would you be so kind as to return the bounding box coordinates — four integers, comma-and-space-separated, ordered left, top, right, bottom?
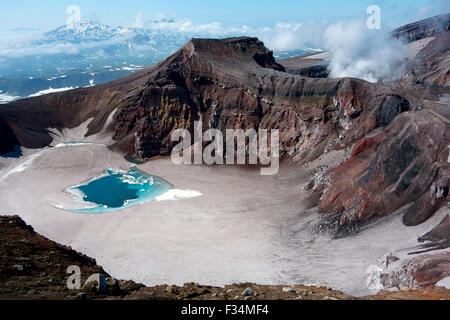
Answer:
1, 0, 448, 30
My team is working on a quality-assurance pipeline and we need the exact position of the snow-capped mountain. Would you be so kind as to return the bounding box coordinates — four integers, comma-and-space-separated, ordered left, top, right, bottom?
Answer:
44, 20, 118, 42
42, 20, 189, 46
0, 20, 192, 99
41, 20, 190, 57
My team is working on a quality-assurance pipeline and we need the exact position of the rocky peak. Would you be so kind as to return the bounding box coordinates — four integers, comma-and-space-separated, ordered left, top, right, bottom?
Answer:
167, 37, 285, 72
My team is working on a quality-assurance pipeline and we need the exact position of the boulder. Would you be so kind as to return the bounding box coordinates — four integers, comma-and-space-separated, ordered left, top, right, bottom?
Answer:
243, 288, 254, 296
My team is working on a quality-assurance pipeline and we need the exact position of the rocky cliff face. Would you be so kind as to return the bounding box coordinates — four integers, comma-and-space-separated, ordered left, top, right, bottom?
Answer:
406, 30, 450, 86
315, 106, 449, 231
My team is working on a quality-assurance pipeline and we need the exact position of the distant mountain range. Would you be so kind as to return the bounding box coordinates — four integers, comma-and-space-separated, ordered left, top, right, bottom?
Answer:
44, 20, 119, 42
0, 20, 190, 101
0, 20, 317, 101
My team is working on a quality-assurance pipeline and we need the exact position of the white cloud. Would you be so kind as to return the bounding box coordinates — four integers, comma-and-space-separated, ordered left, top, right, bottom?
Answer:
0, 29, 138, 58
131, 13, 146, 29
257, 21, 327, 51
0, 29, 80, 57
130, 13, 250, 36
324, 19, 408, 83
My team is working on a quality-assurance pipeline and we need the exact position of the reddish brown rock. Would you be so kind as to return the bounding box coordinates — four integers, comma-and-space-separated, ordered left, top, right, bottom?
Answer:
417, 214, 450, 252
380, 252, 450, 289
318, 110, 449, 231
407, 31, 450, 86
421, 215, 450, 243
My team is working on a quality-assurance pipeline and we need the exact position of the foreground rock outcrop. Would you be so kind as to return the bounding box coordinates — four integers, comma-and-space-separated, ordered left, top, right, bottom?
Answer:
0, 215, 107, 299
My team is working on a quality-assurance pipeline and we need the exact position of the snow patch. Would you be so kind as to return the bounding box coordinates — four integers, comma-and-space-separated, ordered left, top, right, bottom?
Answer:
0, 152, 41, 182
0, 141, 104, 183
448, 145, 450, 164
122, 66, 142, 71
155, 189, 202, 201
28, 87, 75, 97
0, 91, 20, 103
366, 265, 384, 291
436, 277, 450, 289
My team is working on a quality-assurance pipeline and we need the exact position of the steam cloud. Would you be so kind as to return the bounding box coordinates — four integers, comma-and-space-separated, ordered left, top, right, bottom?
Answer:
258, 21, 327, 52
323, 19, 409, 83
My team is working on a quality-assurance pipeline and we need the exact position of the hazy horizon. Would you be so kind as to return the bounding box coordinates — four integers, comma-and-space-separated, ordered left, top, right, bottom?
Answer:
1, 0, 448, 32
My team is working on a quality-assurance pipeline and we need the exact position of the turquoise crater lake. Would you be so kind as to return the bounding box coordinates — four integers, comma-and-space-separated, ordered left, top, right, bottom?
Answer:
67, 166, 172, 213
